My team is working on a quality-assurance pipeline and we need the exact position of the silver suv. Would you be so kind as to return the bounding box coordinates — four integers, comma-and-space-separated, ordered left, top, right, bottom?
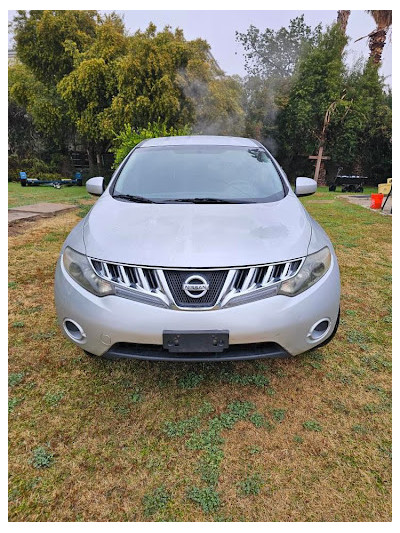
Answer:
55, 136, 340, 361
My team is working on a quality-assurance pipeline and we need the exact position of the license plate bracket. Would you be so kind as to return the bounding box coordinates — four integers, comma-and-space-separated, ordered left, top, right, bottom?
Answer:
163, 330, 229, 353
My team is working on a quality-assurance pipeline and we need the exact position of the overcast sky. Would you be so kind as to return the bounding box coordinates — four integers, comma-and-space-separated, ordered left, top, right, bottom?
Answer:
8, 10, 392, 84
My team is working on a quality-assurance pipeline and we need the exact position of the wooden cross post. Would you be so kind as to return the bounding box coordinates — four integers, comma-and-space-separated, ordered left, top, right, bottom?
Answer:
309, 149, 330, 182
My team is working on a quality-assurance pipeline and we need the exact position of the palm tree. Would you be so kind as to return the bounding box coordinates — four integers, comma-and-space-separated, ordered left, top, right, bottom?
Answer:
366, 10, 392, 65
337, 10, 351, 33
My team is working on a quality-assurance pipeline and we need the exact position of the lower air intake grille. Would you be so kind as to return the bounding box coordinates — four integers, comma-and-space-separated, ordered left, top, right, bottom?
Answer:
163, 270, 228, 308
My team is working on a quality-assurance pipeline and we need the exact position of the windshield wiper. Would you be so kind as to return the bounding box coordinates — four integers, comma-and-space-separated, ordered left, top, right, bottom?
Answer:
113, 194, 158, 204
164, 197, 249, 204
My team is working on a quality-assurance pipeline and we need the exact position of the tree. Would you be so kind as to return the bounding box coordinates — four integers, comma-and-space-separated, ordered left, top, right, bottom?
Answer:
9, 11, 245, 176
236, 15, 322, 79
327, 61, 392, 181
58, 21, 245, 171
8, 62, 75, 177
188, 75, 245, 136
276, 24, 347, 177
57, 13, 127, 173
11, 10, 98, 84
366, 10, 392, 66
236, 16, 322, 151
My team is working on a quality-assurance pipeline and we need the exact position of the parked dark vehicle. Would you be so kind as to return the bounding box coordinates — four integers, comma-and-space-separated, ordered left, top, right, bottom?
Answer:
328, 167, 366, 193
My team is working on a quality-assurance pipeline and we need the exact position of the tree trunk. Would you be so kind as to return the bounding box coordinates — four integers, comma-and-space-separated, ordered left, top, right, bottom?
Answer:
87, 147, 98, 177
96, 151, 104, 176
337, 10, 351, 33
368, 28, 387, 65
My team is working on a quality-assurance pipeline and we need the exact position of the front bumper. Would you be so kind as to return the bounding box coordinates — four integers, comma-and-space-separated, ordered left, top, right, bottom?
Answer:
54, 257, 340, 359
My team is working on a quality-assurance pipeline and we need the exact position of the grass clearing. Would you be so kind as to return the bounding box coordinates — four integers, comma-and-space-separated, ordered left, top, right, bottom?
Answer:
8, 182, 93, 208
8, 187, 391, 521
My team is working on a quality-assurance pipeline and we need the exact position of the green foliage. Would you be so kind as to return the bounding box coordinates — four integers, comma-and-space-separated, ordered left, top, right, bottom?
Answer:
8, 372, 25, 387
227, 401, 255, 420
352, 424, 367, 435
9, 63, 74, 155
272, 408, 286, 423
277, 24, 347, 161
163, 416, 201, 438
249, 412, 272, 429
12, 10, 98, 84
111, 122, 191, 168
9, 397, 23, 413
236, 15, 322, 79
29, 446, 54, 468
328, 62, 392, 181
186, 486, 220, 514
178, 371, 205, 389
8, 153, 64, 182
198, 402, 215, 416
219, 368, 271, 388
44, 390, 65, 407
10, 11, 245, 177
130, 389, 143, 404
142, 485, 171, 517
248, 445, 261, 455
273, 22, 391, 182
237, 472, 264, 496
347, 330, 371, 349
303, 420, 322, 432
197, 446, 224, 485
191, 75, 245, 136
360, 354, 391, 372
186, 427, 224, 451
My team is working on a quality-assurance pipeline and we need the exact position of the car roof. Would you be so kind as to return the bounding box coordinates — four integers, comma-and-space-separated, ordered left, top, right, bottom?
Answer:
140, 135, 260, 148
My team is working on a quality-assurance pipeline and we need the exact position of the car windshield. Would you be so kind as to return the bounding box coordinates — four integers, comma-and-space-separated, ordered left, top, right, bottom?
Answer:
112, 145, 286, 203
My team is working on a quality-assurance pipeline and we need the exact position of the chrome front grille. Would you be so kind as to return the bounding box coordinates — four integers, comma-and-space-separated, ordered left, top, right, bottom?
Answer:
163, 270, 229, 308
88, 258, 304, 310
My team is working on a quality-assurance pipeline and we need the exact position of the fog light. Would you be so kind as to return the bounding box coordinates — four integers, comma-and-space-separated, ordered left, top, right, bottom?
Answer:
63, 319, 86, 343
308, 319, 330, 341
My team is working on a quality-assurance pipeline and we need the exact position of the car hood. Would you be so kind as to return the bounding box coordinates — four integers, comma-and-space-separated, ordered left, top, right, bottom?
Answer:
83, 193, 311, 268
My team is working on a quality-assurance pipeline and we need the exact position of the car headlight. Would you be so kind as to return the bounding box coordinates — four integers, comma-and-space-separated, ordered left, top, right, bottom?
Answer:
278, 247, 331, 296
63, 246, 114, 296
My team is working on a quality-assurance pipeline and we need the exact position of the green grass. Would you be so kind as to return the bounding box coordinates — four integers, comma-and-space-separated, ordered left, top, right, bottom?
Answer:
8, 182, 92, 208
8, 189, 391, 522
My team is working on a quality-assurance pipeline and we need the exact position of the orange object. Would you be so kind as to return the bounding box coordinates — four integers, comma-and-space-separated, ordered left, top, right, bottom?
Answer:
370, 193, 384, 209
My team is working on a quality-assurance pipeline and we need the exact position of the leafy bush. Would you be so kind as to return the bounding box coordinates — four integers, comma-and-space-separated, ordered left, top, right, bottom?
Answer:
8, 155, 64, 182
111, 121, 191, 168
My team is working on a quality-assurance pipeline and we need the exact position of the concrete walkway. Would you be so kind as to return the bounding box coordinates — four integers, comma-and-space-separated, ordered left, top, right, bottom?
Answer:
8, 202, 77, 226
339, 195, 392, 215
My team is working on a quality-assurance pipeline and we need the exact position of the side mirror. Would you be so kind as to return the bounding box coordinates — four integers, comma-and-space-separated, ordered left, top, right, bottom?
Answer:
86, 177, 105, 196
295, 177, 317, 197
